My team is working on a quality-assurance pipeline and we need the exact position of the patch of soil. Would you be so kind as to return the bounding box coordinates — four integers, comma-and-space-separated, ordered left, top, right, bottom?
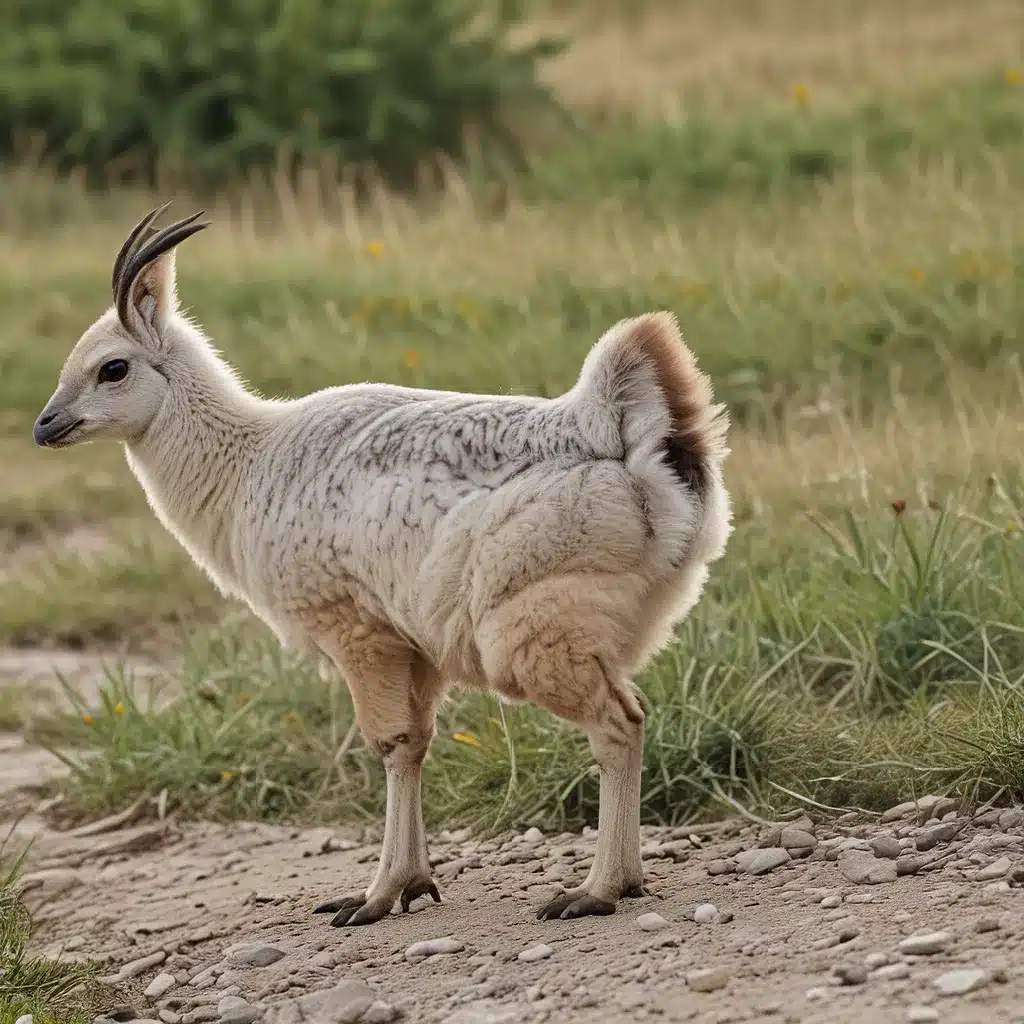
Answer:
6, 802, 1023, 1024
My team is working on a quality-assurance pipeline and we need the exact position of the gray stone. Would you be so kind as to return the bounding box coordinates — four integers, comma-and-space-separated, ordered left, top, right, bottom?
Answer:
405, 937, 465, 961
687, 966, 729, 992
974, 916, 1001, 933
975, 856, 1011, 881
518, 944, 553, 963
839, 853, 897, 885
735, 848, 791, 875
217, 998, 248, 1016
832, 963, 867, 985
636, 912, 669, 932
15, 1016, 33, 1024
906, 1008, 939, 1023
780, 828, 817, 851
226, 945, 286, 968
522, 827, 544, 844
182, 1009, 219, 1024
287, 983, 375, 1024
820, 895, 842, 908
361, 1005, 400, 1024
898, 931, 952, 955
220, 1010, 264, 1024
871, 963, 910, 981
933, 967, 990, 996
915, 820, 966, 852
870, 836, 902, 860
998, 808, 1022, 830
880, 801, 917, 823
706, 859, 734, 875
146, 974, 178, 999
693, 904, 719, 924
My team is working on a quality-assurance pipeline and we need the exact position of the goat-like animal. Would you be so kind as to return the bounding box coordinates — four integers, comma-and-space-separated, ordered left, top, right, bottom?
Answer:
34, 206, 732, 925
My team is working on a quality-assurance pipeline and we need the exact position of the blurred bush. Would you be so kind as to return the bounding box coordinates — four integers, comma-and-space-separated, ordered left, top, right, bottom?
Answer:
0, 0, 562, 187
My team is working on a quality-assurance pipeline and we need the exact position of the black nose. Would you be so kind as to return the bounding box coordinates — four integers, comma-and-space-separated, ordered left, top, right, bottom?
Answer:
37, 410, 57, 427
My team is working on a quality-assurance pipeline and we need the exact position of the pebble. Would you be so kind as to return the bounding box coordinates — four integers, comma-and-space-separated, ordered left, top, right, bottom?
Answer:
898, 932, 952, 955
998, 808, 1023, 830
915, 821, 965, 852
832, 963, 867, 985
146, 974, 178, 999
805, 987, 830, 1002
362, 1004, 400, 1024
217, 998, 248, 1015
880, 801, 918, 823
706, 859, 734, 875
686, 966, 729, 992
974, 916, 1001, 933
871, 963, 910, 981
735, 848, 791, 875
226, 945, 286, 968
270, 982, 375, 1024
15, 1016, 33, 1024
870, 837, 902, 860
637, 912, 669, 932
219, 1008, 263, 1024
518, 944, 553, 963
906, 1008, 940, 1023
522, 827, 544, 844
779, 828, 817, 852
160, 1012, 182, 1024
441, 1003, 521, 1024
693, 904, 719, 924
182, 1008, 219, 1024
820, 895, 842, 908
103, 951, 168, 983
933, 967, 990, 996
839, 853, 897, 885
975, 856, 1011, 881
405, 937, 465, 961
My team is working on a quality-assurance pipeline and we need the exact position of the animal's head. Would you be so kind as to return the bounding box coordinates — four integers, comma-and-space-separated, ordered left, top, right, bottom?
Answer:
33, 203, 209, 448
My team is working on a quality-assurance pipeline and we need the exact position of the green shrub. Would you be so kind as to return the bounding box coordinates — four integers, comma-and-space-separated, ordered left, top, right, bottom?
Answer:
0, 0, 562, 186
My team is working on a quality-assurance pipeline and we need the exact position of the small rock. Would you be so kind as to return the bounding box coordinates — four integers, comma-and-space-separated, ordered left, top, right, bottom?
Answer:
217, 998, 248, 1015
915, 820, 965, 852
441, 1003, 520, 1024
805, 988, 829, 1002
880, 801, 918, 823
518, 943, 553, 963
309, 951, 336, 969
361, 1004, 399, 1024
973, 916, 1001, 933
226, 945, 286, 968
182, 1008, 219, 1024
160, 1012, 181, 1024
839, 853, 897, 885
898, 931, 952, 955
15, 1016, 33, 1024
780, 828, 818, 851
706, 859, 734, 876
832, 963, 867, 986
405, 937, 464, 961
975, 856, 1011, 881
820, 895, 842, 909
933, 967, 990, 996
735, 848, 791, 875
522, 827, 544, 844
290, 982, 374, 1024
693, 904, 719, 924
864, 953, 890, 970
220, 1009, 263, 1024
872, 963, 910, 981
998, 808, 1023, 830
906, 1008, 939, 1023
637, 912, 669, 932
870, 837, 902, 860
146, 974, 178, 999
686, 966, 729, 992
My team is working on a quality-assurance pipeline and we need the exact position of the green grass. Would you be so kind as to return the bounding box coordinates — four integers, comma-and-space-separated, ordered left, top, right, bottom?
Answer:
46, 487, 1024, 829
0, 843, 99, 1024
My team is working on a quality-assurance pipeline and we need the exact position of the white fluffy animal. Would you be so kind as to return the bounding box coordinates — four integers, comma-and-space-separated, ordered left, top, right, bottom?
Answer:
34, 205, 732, 925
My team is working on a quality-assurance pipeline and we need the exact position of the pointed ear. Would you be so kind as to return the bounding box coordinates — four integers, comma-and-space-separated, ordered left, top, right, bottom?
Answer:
125, 248, 179, 340
113, 206, 209, 345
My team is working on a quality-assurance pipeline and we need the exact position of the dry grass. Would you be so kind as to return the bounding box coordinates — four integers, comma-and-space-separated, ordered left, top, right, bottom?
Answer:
536, 0, 1024, 114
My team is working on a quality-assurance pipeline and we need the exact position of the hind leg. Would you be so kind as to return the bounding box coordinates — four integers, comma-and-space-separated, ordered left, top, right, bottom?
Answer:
486, 616, 646, 919
311, 612, 444, 927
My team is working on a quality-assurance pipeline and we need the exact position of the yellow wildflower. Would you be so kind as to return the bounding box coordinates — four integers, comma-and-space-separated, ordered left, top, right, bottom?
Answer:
790, 82, 810, 106
453, 732, 482, 748
404, 349, 422, 370
366, 240, 384, 259
114, 702, 124, 715
221, 770, 235, 781
83, 713, 94, 725
909, 267, 925, 283
1005, 69, 1022, 86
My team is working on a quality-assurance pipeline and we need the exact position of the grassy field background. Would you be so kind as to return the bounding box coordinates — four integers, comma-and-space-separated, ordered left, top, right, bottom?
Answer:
1, 0, 1023, 836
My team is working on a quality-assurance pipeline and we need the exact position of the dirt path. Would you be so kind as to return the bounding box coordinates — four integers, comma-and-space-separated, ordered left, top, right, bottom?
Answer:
7, 795, 1023, 1024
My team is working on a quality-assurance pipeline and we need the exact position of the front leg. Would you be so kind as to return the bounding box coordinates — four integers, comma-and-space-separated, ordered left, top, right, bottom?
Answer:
310, 613, 445, 928
314, 733, 440, 926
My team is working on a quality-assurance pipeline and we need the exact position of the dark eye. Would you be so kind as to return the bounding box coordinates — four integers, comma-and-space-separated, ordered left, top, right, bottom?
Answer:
98, 359, 129, 383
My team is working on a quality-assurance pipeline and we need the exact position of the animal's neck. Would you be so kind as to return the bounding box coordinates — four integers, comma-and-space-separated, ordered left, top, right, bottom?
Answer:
125, 338, 275, 590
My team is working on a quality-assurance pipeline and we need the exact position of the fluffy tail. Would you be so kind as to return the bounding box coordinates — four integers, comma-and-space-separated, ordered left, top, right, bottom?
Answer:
572, 312, 729, 495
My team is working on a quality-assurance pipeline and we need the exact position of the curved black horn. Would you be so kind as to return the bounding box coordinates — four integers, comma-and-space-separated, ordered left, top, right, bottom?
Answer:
111, 201, 174, 302
115, 209, 210, 327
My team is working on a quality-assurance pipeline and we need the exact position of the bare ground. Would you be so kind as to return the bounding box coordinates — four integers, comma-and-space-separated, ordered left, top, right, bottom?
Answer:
3, 737, 1023, 1024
